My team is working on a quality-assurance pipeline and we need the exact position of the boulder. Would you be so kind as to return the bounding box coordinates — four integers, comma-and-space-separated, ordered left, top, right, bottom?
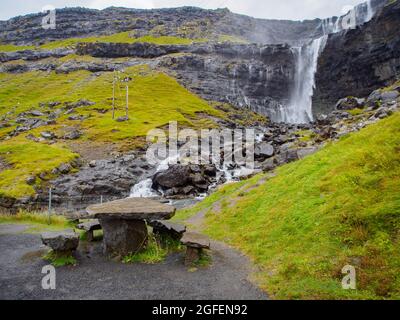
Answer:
57, 163, 72, 174
381, 90, 399, 102
335, 97, 364, 110
41, 230, 79, 252
25, 176, 36, 185
63, 130, 82, 140
152, 165, 191, 189
40, 131, 56, 140
255, 142, 274, 159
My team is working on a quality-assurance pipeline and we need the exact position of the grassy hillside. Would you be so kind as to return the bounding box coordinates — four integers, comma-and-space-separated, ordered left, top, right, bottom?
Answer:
175, 112, 400, 299
0, 65, 228, 199
0, 65, 223, 141
0, 31, 247, 52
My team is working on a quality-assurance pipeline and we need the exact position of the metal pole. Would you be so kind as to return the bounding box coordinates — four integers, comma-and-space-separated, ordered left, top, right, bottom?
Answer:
48, 188, 52, 225
100, 195, 103, 204
112, 72, 116, 119
125, 85, 129, 119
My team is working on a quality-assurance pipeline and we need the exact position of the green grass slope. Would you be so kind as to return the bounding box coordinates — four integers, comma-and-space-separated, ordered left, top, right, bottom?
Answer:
0, 65, 228, 199
176, 112, 400, 299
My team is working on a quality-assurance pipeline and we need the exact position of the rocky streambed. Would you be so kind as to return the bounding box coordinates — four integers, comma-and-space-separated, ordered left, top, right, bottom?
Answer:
6, 84, 396, 214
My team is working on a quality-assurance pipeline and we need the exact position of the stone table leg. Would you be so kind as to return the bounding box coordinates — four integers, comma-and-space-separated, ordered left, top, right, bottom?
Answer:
185, 247, 202, 266
99, 218, 148, 257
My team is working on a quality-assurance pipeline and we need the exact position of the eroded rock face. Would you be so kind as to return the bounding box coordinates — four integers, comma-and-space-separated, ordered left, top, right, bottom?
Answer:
0, 7, 320, 46
159, 44, 296, 120
36, 154, 155, 211
313, 0, 400, 116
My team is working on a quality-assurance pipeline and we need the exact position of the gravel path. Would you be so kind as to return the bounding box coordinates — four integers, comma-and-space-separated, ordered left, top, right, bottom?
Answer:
0, 224, 267, 300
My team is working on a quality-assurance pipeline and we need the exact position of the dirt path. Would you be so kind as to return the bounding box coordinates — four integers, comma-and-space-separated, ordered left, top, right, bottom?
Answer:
0, 224, 267, 300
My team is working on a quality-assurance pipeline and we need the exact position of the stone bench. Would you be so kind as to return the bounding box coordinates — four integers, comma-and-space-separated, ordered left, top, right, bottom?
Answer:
149, 220, 186, 240
41, 230, 79, 254
77, 220, 102, 242
180, 232, 210, 266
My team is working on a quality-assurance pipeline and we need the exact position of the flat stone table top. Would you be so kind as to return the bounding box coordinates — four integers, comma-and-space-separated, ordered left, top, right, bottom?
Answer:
86, 197, 176, 220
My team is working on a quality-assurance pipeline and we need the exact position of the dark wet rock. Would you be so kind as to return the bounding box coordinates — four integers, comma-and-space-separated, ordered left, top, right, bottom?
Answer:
153, 165, 191, 189
152, 164, 217, 196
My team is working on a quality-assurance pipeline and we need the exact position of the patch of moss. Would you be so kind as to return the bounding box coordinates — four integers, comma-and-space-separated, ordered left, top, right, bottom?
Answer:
0, 138, 79, 198
43, 250, 77, 267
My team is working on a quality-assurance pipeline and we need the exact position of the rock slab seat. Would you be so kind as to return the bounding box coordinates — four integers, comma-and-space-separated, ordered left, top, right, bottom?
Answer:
181, 232, 211, 266
149, 220, 186, 240
41, 230, 79, 253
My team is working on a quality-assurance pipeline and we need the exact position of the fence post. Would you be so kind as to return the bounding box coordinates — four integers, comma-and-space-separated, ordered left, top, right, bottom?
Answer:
100, 195, 103, 204
48, 188, 52, 225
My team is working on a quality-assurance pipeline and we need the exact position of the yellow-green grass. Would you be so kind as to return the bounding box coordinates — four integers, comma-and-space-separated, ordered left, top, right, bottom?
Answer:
39, 32, 205, 50
123, 234, 183, 264
0, 44, 35, 52
0, 31, 246, 53
0, 137, 79, 198
175, 112, 400, 299
0, 65, 223, 141
0, 210, 72, 232
0, 65, 225, 198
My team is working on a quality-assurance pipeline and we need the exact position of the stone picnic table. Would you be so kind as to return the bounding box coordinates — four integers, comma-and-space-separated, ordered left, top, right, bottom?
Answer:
86, 197, 176, 257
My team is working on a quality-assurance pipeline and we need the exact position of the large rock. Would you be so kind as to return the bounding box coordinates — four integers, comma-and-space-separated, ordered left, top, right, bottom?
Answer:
152, 164, 217, 196
335, 97, 365, 110
255, 142, 275, 159
41, 230, 79, 252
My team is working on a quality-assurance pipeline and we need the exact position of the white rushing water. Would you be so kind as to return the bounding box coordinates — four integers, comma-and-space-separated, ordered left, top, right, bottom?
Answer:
282, 36, 328, 124
279, 0, 375, 124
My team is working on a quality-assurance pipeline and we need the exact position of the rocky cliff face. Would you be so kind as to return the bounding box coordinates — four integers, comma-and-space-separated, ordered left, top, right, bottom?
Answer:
0, 6, 321, 46
75, 42, 296, 120
313, 0, 400, 116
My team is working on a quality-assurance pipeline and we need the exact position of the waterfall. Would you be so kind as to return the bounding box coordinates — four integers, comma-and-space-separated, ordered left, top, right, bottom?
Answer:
366, 0, 374, 22
281, 36, 328, 124
280, 0, 376, 124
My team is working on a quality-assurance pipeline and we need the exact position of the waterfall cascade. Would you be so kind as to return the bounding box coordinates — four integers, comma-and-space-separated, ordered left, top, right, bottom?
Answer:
282, 36, 328, 124
280, 0, 375, 124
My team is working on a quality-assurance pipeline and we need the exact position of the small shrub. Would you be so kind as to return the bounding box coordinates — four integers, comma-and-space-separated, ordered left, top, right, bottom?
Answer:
43, 250, 77, 267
